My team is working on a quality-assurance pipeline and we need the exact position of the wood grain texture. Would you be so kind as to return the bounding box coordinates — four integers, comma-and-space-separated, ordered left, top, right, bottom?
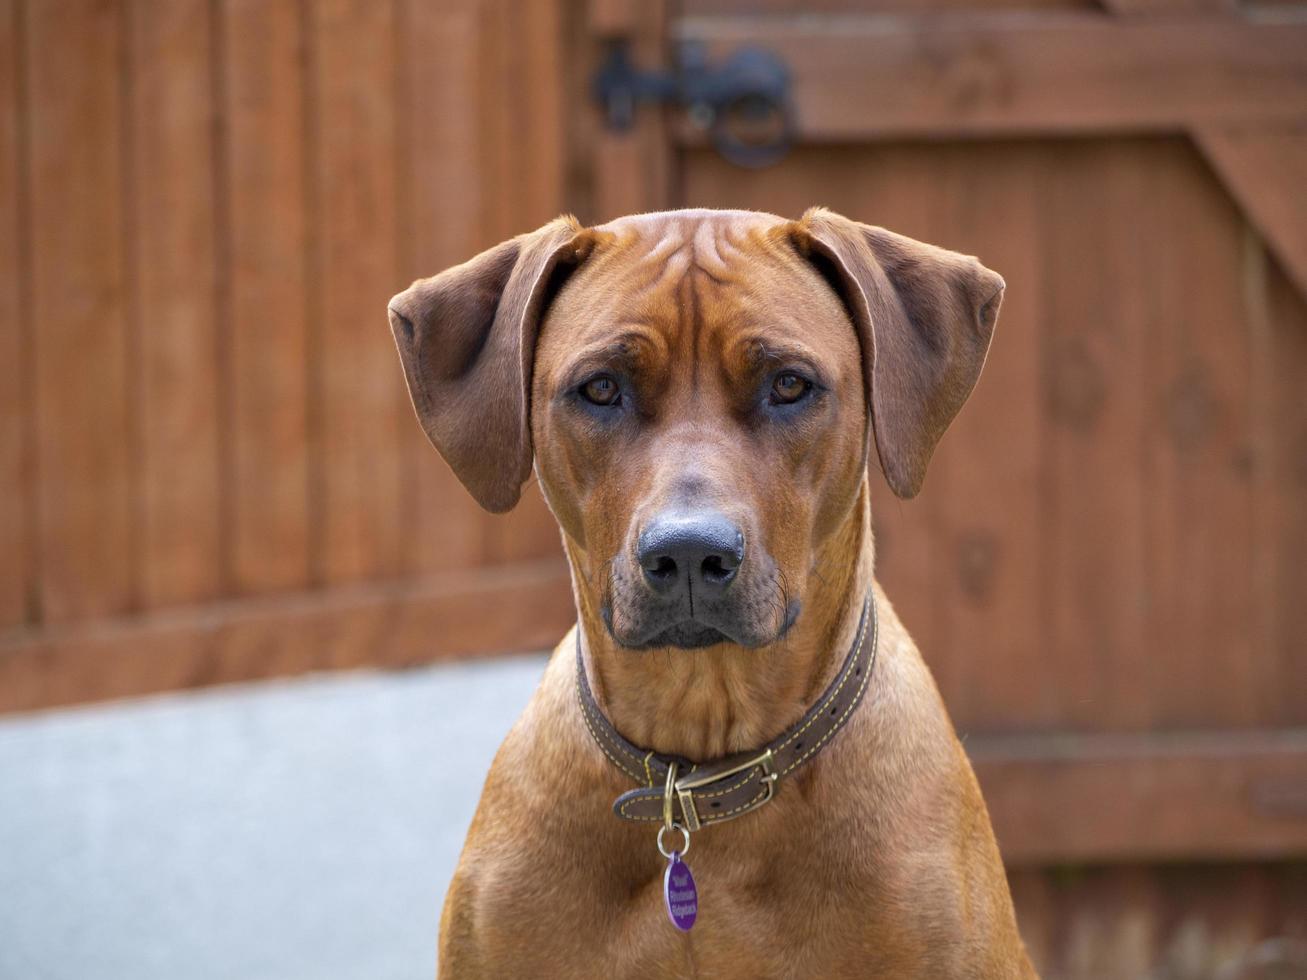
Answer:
219, 0, 311, 594
309, 0, 406, 584
1099, 0, 1236, 13
26, 0, 135, 622
0, 560, 575, 713
928, 145, 1046, 733
128, 0, 223, 608
0, 0, 29, 628
1010, 863, 1307, 980
1144, 141, 1258, 728
1262, 256, 1307, 727
678, 15, 1307, 139
975, 729, 1307, 865
1038, 141, 1153, 732
588, 0, 674, 221
1196, 125, 1307, 307
688, 0, 1092, 11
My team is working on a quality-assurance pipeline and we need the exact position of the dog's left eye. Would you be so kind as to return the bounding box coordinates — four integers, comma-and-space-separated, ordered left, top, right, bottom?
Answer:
770, 372, 812, 405
580, 375, 621, 407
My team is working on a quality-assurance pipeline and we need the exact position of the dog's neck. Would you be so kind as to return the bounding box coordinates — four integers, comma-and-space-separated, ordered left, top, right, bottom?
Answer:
567, 482, 876, 761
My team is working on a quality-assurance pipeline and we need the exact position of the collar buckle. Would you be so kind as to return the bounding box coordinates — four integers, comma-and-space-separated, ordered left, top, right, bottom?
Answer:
673, 747, 778, 831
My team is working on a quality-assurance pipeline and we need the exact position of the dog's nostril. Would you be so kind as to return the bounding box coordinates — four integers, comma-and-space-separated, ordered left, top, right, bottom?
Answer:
648, 556, 677, 581
700, 554, 735, 585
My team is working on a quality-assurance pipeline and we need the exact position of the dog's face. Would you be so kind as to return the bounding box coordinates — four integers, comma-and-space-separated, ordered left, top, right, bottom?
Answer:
530, 214, 866, 649
388, 208, 1003, 651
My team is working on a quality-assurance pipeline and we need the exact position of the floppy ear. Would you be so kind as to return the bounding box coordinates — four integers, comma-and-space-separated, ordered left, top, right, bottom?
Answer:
791, 207, 1004, 499
387, 216, 597, 513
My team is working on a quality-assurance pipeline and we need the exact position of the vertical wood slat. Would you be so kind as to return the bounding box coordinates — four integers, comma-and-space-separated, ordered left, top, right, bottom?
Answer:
1038, 142, 1153, 731
309, 0, 405, 584
220, 0, 310, 594
587, 0, 674, 221
0, 0, 29, 628
128, 0, 223, 607
396, 0, 492, 575
930, 145, 1046, 733
27, 0, 135, 623
1146, 141, 1258, 728
1263, 259, 1307, 727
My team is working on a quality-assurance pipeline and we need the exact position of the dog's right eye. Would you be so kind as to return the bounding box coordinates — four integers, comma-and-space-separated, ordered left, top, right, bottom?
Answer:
580, 375, 621, 407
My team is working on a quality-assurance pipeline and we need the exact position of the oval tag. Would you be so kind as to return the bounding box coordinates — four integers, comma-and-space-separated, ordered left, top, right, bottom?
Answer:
663, 853, 698, 931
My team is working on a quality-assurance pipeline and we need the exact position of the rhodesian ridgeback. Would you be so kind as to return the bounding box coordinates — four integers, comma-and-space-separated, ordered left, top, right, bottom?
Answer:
388, 208, 1036, 978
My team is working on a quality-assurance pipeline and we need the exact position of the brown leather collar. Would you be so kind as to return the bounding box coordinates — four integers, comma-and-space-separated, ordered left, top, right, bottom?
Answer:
575, 593, 878, 830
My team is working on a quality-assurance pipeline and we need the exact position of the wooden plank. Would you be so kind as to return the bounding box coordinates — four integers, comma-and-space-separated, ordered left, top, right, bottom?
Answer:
395, 0, 491, 574
1037, 141, 1154, 731
1010, 863, 1307, 980
1262, 256, 1307, 726
675, 16, 1307, 140
1196, 124, 1307, 307
128, 0, 222, 608
308, 0, 406, 584
0, 0, 29, 628
219, 0, 311, 594
1099, 0, 1236, 13
26, 0, 135, 622
927, 144, 1047, 733
1144, 141, 1259, 728
687, 0, 1090, 11
972, 729, 1307, 865
589, 0, 674, 220
0, 560, 575, 713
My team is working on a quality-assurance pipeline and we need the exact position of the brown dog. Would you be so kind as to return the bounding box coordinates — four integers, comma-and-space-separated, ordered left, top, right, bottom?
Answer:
388, 208, 1036, 978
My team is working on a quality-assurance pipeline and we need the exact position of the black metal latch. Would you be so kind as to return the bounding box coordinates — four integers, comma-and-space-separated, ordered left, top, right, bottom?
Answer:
592, 41, 794, 169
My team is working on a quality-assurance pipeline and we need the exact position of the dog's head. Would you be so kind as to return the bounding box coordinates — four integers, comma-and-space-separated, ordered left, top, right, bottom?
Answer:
388, 209, 1002, 651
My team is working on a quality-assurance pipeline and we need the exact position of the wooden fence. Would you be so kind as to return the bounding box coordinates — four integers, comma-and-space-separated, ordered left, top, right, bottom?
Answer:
1, 0, 582, 708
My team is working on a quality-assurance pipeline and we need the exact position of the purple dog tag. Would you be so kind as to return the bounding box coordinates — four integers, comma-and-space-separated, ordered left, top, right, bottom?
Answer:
663, 852, 698, 931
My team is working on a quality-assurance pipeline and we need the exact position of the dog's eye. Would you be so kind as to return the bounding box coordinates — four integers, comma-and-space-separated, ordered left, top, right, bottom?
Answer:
770, 372, 812, 405
580, 375, 621, 407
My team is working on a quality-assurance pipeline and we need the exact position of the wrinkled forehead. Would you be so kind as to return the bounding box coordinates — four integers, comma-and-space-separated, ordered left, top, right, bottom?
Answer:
537, 210, 856, 377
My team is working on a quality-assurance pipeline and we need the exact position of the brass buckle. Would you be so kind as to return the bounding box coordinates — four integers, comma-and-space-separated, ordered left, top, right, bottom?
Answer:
673, 748, 778, 831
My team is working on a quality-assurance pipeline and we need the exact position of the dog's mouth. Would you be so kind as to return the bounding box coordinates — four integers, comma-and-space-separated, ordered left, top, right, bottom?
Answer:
601, 600, 801, 651
638, 621, 731, 649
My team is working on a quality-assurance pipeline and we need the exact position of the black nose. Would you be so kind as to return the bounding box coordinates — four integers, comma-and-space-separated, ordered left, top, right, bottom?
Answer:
637, 511, 745, 595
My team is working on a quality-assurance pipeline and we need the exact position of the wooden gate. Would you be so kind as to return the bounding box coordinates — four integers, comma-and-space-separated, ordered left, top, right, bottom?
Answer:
580, 0, 1307, 976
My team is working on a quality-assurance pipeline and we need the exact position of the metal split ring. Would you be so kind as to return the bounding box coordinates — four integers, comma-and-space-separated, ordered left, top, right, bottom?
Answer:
657, 822, 691, 859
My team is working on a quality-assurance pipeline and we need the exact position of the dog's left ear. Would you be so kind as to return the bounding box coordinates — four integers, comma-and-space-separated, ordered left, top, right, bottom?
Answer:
387, 216, 600, 513
790, 207, 1004, 499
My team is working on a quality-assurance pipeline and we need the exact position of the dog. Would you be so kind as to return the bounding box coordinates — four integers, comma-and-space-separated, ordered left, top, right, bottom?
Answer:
388, 208, 1036, 978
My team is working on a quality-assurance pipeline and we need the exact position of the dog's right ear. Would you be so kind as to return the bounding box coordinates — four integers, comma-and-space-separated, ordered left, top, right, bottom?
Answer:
387, 217, 599, 513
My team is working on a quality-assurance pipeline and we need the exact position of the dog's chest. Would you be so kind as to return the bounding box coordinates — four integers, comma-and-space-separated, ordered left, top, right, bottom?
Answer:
476, 837, 948, 979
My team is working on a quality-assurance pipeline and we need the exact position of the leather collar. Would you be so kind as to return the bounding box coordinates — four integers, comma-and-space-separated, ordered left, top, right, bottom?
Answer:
576, 593, 878, 830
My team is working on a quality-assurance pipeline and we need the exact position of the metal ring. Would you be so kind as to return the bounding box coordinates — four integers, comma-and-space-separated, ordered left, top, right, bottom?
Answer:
657, 822, 691, 859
